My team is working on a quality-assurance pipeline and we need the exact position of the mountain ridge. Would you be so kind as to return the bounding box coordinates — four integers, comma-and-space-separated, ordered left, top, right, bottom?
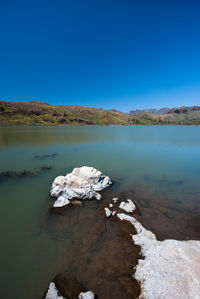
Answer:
0, 100, 200, 125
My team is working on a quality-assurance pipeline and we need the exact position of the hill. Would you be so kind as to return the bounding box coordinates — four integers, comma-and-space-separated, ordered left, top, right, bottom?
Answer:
0, 100, 135, 125
0, 101, 200, 125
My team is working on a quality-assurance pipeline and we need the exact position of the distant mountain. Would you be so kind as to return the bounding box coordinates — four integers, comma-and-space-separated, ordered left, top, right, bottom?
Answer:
167, 106, 200, 114
130, 108, 170, 115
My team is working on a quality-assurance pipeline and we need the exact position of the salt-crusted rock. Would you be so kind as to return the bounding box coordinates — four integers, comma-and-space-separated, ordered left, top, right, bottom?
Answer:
104, 207, 112, 218
53, 195, 70, 208
45, 282, 65, 299
78, 291, 95, 299
50, 166, 112, 207
119, 199, 136, 213
117, 213, 200, 299
112, 197, 118, 203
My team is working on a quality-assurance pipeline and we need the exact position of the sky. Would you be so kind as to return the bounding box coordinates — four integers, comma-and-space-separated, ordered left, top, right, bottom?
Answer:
0, 0, 200, 112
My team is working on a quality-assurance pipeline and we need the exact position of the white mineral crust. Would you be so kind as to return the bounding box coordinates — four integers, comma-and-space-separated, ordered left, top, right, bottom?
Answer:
119, 199, 136, 213
45, 282, 65, 299
78, 291, 95, 299
112, 197, 118, 203
50, 166, 112, 207
104, 207, 112, 218
117, 213, 200, 299
45, 282, 95, 299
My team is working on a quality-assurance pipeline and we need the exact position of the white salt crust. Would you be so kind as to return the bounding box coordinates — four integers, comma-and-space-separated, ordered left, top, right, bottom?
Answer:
117, 213, 200, 299
50, 166, 112, 207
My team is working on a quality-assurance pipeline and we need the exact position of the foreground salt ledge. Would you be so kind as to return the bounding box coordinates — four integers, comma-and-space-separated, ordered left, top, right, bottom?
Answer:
50, 166, 112, 207
117, 213, 200, 299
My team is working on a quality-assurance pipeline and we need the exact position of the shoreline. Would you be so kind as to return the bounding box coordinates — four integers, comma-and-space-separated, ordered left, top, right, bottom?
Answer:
44, 183, 200, 298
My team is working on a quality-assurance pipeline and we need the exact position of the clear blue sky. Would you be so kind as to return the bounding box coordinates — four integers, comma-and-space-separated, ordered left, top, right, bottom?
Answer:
0, 0, 200, 112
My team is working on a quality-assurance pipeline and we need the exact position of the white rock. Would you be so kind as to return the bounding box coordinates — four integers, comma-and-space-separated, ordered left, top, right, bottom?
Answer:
119, 199, 136, 213
112, 197, 118, 203
112, 211, 116, 216
104, 207, 112, 218
109, 203, 113, 208
78, 291, 95, 299
45, 282, 65, 299
117, 213, 200, 299
50, 166, 112, 207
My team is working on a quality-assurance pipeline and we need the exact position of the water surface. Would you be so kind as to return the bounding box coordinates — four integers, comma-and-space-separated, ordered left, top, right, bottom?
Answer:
0, 126, 200, 299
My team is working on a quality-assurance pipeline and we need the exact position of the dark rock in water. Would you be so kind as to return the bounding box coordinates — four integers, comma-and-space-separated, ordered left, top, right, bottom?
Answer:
54, 274, 86, 298
0, 166, 53, 181
40, 166, 53, 171
71, 200, 83, 207
0, 170, 34, 179
34, 153, 57, 159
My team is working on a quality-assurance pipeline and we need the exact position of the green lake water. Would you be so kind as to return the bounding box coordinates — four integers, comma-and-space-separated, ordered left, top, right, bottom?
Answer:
0, 126, 200, 298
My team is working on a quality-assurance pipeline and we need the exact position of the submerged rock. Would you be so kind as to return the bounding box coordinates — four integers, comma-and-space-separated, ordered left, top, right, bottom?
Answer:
0, 166, 52, 181
71, 200, 83, 207
50, 166, 112, 208
117, 213, 200, 299
119, 199, 136, 213
34, 153, 57, 159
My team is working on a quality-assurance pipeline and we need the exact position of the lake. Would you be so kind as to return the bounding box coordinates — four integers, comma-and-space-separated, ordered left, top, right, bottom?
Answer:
0, 126, 200, 299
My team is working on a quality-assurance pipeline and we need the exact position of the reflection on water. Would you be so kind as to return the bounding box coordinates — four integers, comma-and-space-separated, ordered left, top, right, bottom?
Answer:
1, 125, 200, 148
0, 126, 200, 299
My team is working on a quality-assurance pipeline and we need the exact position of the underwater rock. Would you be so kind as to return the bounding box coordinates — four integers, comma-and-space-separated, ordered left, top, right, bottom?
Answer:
40, 166, 52, 171
0, 166, 52, 181
34, 153, 57, 159
71, 200, 83, 207
0, 169, 34, 179
50, 166, 112, 208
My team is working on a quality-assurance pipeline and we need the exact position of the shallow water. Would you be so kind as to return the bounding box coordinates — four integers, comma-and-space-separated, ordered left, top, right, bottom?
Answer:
0, 126, 200, 299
